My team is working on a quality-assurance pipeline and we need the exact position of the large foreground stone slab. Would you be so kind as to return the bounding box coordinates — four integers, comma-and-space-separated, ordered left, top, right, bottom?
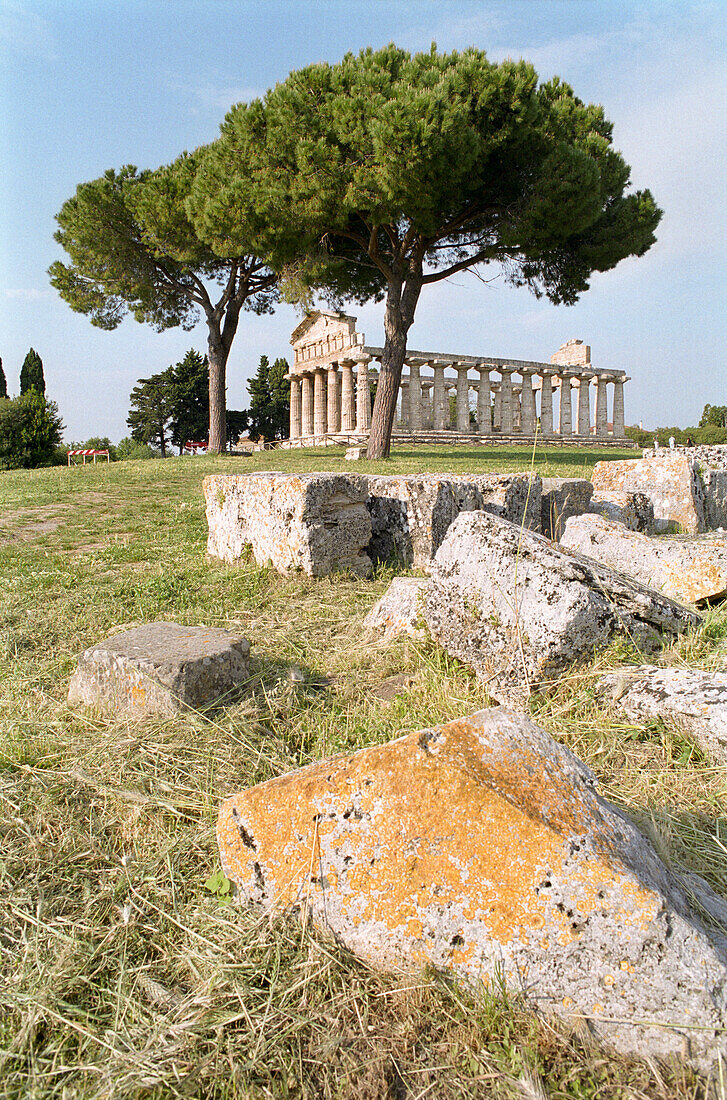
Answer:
68, 623, 251, 715
540, 478, 593, 540
204, 472, 372, 576
561, 514, 727, 605
423, 512, 698, 706
597, 665, 727, 762
363, 578, 429, 641
218, 708, 727, 1071
367, 473, 541, 570
591, 454, 706, 534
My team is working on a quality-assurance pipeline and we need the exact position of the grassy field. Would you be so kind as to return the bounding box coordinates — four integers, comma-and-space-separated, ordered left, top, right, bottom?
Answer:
1, 444, 726, 1099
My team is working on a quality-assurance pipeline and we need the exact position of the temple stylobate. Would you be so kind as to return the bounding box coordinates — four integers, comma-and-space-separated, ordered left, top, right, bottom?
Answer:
283, 311, 629, 447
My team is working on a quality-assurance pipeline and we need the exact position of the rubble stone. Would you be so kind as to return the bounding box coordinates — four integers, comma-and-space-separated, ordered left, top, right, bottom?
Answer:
204, 472, 372, 576
423, 512, 698, 706
540, 478, 593, 540
363, 578, 429, 641
597, 665, 727, 762
68, 623, 251, 715
218, 707, 727, 1071
591, 454, 706, 534
561, 514, 727, 605
589, 491, 655, 534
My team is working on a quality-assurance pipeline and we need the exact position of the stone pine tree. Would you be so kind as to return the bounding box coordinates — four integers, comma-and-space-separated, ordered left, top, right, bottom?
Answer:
20, 348, 45, 396
49, 152, 277, 452
245, 356, 290, 441
194, 45, 662, 458
0, 358, 7, 399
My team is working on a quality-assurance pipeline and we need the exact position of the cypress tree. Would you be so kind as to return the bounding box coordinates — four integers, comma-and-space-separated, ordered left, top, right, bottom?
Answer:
20, 348, 45, 395
0, 358, 7, 399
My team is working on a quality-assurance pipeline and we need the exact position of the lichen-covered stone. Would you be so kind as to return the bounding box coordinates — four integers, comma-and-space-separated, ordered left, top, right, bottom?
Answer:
561, 514, 727, 605
68, 623, 251, 715
363, 578, 429, 640
423, 512, 698, 706
597, 665, 727, 762
591, 454, 706, 534
540, 478, 593, 540
367, 473, 541, 570
204, 472, 372, 576
589, 490, 655, 534
218, 708, 727, 1071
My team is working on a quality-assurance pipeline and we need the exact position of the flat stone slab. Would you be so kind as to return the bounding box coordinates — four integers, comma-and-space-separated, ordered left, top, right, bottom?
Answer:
592, 454, 706, 534
561, 514, 727, 605
597, 665, 727, 762
540, 477, 593, 540
204, 472, 372, 577
218, 708, 727, 1072
363, 578, 429, 641
68, 623, 251, 715
423, 512, 699, 706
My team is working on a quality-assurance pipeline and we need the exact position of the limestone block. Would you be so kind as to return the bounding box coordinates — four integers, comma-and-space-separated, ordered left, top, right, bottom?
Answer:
68, 623, 251, 715
218, 708, 727, 1071
423, 512, 698, 706
591, 454, 706, 534
540, 478, 594, 540
367, 473, 541, 570
561, 514, 727, 605
589, 491, 655, 534
597, 666, 727, 763
204, 472, 372, 577
363, 578, 429, 641
344, 445, 367, 461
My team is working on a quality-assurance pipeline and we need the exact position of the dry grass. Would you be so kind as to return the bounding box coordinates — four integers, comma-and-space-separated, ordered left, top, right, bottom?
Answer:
0, 448, 725, 1098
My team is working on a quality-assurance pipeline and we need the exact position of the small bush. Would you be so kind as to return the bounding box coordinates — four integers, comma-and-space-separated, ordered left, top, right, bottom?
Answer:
0, 392, 64, 470
116, 436, 157, 460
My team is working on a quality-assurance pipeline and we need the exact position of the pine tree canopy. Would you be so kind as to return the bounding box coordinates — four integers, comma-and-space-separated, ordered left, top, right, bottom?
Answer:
20, 348, 45, 396
245, 355, 290, 441
0, 358, 7, 400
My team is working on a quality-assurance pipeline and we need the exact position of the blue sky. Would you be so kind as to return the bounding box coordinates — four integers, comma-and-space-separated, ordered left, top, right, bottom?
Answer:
1, 0, 725, 442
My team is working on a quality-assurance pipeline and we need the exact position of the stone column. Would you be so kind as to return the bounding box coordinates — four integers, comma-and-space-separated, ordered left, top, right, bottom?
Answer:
493, 385, 502, 430
577, 371, 593, 437
355, 357, 371, 433
456, 367, 470, 432
421, 381, 433, 428
400, 380, 410, 428
327, 365, 340, 434
409, 363, 422, 431
433, 365, 447, 430
340, 362, 356, 431
477, 368, 491, 434
595, 375, 609, 438
613, 376, 626, 437
520, 370, 536, 435
313, 369, 327, 436
540, 372, 554, 435
289, 376, 302, 439
301, 373, 314, 437
500, 370, 514, 434
558, 373, 572, 436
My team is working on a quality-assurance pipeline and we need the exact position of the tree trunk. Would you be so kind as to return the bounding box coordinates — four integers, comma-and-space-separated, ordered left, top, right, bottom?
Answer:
206, 299, 242, 454
367, 276, 421, 460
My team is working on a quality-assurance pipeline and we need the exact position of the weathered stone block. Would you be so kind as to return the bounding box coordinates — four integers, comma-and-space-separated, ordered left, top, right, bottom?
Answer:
218, 708, 727, 1071
561, 514, 727, 605
423, 512, 698, 706
363, 578, 429, 641
592, 454, 706, 534
367, 473, 541, 570
68, 623, 251, 715
589, 490, 655, 534
597, 665, 727, 763
204, 472, 372, 576
540, 477, 593, 540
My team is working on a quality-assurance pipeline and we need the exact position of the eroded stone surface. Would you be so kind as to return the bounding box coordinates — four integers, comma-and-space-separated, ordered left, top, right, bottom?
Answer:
204, 472, 372, 576
68, 623, 251, 715
597, 665, 727, 762
218, 708, 727, 1071
589, 490, 655, 534
540, 478, 594, 540
363, 578, 429, 641
367, 473, 541, 570
561, 514, 727, 605
423, 512, 698, 706
591, 454, 706, 534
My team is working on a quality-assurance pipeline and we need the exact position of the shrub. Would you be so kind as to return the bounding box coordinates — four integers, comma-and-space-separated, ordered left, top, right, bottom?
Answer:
0, 392, 65, 470
116, 436, 157, 461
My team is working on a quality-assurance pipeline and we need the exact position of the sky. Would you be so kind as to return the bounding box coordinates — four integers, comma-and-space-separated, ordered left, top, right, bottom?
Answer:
1, 0, 725, 443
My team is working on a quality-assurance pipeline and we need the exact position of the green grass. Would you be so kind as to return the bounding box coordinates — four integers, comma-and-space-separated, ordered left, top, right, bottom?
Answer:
0, 446, 725, 1099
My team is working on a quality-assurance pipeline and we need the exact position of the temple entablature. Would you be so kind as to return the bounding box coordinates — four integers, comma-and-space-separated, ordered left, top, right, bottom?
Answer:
284, 311, 629, 447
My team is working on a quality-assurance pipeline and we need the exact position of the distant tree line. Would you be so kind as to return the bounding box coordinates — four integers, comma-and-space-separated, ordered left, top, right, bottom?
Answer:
626, 404, 727, 448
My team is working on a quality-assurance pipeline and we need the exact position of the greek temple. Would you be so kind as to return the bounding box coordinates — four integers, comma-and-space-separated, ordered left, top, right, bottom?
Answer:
284, 311, 628, 446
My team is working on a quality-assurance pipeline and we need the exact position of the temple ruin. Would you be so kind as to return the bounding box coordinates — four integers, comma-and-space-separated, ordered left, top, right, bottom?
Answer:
284, 311, 629, 446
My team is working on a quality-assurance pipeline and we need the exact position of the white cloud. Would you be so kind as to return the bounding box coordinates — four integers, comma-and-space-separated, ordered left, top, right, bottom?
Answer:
166, 74, 265, 113
4, 288, 53, 301
0, 0, 56, 60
